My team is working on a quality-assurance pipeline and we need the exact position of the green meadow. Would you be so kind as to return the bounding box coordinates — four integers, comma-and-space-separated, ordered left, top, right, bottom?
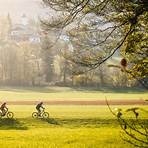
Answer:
0, 86, 147, 101
0, 105, 147, 148
0, 87, 147, 148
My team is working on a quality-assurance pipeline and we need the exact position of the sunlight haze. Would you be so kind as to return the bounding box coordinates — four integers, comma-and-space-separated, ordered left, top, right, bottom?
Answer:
0, 0, 41, 21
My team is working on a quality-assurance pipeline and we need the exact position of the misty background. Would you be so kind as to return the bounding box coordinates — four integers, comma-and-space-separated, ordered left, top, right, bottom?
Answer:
0, 0, 41, 22
0, 0, 141, 88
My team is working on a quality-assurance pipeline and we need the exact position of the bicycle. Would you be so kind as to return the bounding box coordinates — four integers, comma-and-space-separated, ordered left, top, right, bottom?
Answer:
0, 109, 14, 119
32, 109, 49, 119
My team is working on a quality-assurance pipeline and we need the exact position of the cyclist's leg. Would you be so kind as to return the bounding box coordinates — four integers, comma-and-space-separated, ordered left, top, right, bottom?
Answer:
36, 108, 41, 116
38, 108, 41, 116
4, 108, 7, 115
2, 109, 5, 116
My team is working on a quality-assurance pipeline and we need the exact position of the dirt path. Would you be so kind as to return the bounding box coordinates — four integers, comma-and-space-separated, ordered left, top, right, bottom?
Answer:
1, 99, 147, 105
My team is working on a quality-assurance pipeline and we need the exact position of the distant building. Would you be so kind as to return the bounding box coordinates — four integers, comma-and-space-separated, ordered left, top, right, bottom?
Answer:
9, 14, 41, 43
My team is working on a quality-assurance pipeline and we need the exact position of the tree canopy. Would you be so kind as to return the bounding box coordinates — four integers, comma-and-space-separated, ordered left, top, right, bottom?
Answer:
42, 0, 148, 88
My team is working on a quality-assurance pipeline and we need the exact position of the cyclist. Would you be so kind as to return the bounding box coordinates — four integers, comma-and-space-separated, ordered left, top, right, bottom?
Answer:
36, 102, 45, 116
0, 102, 8, 116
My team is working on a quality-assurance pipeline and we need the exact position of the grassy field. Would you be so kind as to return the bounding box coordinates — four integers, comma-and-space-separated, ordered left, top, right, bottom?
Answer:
0, 105, 147, 148
0, 87, 147, 148
0, 86, 147, 101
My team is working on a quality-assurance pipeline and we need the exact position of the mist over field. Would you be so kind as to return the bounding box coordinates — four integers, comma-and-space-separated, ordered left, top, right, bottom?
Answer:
0, 0, 42, 22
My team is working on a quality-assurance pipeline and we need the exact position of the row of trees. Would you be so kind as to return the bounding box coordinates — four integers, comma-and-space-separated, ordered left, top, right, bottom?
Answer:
41, 0, 148, 147
42, 0, 148, 89
0, 8, 145, 87
37, 31, 137, 87
0, 16, 45, 86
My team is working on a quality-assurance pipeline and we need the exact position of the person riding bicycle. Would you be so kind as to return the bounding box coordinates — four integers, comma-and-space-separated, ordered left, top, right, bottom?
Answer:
36, 102, 45, 116
0, 102, 8, 116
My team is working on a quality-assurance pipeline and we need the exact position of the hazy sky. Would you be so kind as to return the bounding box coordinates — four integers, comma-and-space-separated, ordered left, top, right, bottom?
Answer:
0, 0, 42, 22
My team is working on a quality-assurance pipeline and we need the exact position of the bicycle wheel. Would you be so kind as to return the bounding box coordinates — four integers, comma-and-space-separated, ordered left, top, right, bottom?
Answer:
32, 112, 38, 118
42, 112, 49, 119
7, 112, 14, 118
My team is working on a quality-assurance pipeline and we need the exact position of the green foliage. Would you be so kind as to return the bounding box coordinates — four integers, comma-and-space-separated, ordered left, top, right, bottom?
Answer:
115, 107, 148, 147
42, 0, 148, 88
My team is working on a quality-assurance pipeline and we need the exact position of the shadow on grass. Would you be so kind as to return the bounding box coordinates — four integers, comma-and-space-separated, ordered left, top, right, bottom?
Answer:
37, 118, 120, 128
59, 118, 118, 128
55, 118, 148, 128
73, 86, 147, 94
40, 117, 60, 125
0, 86, 147, 94
0, 118, 28, 130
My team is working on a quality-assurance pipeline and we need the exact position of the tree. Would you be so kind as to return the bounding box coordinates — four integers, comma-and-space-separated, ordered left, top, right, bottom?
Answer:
42, 0, 148, 146
42, 0, 148, 88
106, 99, 148, 148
